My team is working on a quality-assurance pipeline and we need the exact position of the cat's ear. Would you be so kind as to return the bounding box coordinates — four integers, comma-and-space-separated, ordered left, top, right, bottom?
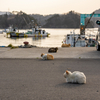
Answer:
41, 53, 44, 57
66, 70, 69, 74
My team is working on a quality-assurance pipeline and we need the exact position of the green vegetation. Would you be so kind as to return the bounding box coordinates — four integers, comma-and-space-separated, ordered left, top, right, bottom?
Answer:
0, 11, 37, 29
31, 11, 94, 28
0, 10, 94, 28
43, 11, 80, 28
43, 11, 94, 28
8, 44, 13, 47
8, 44, 18, 49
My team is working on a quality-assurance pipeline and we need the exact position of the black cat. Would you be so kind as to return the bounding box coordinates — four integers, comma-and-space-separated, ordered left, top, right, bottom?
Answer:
48, 47, 58, 53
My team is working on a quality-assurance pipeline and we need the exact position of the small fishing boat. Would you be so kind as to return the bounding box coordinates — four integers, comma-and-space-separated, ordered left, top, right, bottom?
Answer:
6, 26, 50, 37
6, 26, 25, 37
62, 31, 86, 47
24, 26, 50, 37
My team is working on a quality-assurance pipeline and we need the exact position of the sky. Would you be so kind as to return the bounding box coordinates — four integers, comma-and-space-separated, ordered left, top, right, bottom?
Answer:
0, 0, 100, 15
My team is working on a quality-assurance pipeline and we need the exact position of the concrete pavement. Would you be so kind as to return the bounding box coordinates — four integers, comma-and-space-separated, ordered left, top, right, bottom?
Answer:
0, 59, 100, 100
0, 47, 100, 58
0, 47, 100, 100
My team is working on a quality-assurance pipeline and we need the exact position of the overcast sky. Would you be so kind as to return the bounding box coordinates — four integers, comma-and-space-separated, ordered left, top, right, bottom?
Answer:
0, 0, 100, 15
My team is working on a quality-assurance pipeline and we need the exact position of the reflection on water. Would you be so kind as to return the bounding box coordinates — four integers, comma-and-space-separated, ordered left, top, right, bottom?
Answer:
0, 28, 98, 47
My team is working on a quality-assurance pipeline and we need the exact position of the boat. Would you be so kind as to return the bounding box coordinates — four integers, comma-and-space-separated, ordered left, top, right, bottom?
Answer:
6, 26, 50, 37
0, 29, 8, 34
62, 31, 86, 47
6, 26, 26, 37
0, 31, 3, 34
24, 26, 50, 37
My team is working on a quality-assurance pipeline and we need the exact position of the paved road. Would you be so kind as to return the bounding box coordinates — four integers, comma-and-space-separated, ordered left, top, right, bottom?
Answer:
0, 47, 100, 58
0, 59, 100, 100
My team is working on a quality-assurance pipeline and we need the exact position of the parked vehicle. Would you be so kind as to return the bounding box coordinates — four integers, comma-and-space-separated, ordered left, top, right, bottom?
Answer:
96, 28, 100, 51
96, 20, 100, 51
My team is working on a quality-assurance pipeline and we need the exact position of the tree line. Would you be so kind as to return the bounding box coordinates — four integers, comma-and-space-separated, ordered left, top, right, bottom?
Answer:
0, 11, 37, 29
0, 11, 94, 29
42, 11, 94, 28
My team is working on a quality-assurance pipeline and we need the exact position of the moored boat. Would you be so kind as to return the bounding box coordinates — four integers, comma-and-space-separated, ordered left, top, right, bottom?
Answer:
6, 26, 50, 37
62, 31, 86, 47
24, 26, 50, 37
6, 26, 24, 37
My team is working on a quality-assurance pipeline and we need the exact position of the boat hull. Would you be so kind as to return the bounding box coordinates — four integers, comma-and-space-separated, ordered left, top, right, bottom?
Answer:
8, 32, 49, 37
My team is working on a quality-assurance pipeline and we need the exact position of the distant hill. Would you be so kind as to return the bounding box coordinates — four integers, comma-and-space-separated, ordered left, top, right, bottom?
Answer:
30, 11, 81, 28
42, 11, 80, 28
1, 9, 100, 28
0, 11, 37, 29
30, 14, 53, 26
30, 11, 94, 28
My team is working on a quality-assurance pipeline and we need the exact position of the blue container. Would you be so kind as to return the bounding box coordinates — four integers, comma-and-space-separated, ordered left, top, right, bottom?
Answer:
0, 46, 5, 47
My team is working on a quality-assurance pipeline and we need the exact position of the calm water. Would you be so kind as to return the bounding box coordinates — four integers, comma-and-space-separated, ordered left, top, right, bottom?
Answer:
0, 28, 98, 47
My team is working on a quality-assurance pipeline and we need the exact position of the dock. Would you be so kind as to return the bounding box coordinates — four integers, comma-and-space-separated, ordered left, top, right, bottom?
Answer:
0, 47, 99, 58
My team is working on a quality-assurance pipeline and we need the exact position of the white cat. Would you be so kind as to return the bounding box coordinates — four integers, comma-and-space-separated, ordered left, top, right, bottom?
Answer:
63, 70, 86, 84
41, 53, 54, 60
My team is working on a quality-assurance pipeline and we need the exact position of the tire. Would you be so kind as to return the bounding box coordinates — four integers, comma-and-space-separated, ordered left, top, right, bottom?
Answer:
96, 43, 100, 51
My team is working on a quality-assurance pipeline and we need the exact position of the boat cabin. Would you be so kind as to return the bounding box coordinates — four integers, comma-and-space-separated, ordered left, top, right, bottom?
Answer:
63, 34, 86, 47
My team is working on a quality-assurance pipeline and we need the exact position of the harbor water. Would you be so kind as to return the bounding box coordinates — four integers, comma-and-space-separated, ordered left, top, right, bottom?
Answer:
0, 28, 98, 47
